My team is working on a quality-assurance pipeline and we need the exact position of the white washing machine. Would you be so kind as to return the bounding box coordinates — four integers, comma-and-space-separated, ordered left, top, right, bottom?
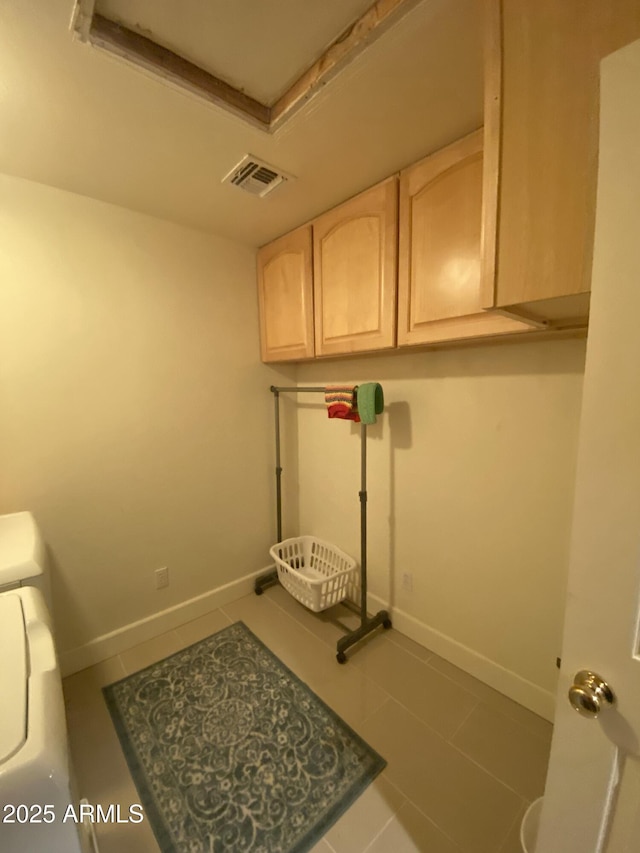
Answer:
0, 513, 98, 853
0, 511, 52, 607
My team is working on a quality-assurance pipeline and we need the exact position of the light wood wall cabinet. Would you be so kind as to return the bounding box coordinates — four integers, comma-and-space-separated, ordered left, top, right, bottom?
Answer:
257, 225, 314, 362
398, 130, 530, 345
483, 0, 640, 323
313, 177, 398, 357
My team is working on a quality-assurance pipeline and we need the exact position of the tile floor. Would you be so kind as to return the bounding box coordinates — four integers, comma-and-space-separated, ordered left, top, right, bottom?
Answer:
63, 586, 553, 853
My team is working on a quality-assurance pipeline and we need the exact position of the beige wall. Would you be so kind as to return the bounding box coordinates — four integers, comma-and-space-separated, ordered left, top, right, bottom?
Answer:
0, 174, 295, 658
0, 174, 585, 714
296, 339, 586, 715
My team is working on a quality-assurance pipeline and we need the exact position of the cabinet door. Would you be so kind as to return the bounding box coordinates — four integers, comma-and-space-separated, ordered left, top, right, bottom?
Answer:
485, 0, 640, 316
398, 130, 529, 345
313, 177, 397, 356
257, 226, 314, 362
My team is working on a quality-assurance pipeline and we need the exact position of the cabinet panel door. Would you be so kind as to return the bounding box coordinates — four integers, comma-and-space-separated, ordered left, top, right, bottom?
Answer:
490, 0, 640, 309
257, 226, 314, 362
398, 131, 530, 345
314, 177, 398, 356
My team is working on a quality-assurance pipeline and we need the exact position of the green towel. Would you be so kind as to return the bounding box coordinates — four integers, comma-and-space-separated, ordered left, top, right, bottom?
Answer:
357, 383, 384, 425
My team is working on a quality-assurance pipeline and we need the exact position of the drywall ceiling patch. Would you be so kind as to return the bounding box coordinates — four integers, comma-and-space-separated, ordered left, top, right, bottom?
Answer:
222, 155, 295, 198
71, 0, 423, 133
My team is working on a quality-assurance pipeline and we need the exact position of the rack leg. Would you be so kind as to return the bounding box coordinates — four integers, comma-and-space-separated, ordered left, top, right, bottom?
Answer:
254, 568, 279, 595
336, 609, 392, 662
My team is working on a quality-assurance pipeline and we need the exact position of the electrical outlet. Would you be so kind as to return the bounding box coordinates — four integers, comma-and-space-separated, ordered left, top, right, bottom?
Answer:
155, 567, 169, 590
402, 572, 413, 592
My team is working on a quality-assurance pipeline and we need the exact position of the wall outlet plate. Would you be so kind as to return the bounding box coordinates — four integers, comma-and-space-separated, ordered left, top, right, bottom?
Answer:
402, 572, 413, 592
155, 566, 169, 589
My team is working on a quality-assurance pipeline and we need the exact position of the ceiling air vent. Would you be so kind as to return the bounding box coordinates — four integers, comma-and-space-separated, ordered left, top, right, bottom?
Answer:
222, 155, 294, 198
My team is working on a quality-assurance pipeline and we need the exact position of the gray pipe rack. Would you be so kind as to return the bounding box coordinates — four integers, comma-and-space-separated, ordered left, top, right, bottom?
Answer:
254, 385, 391, 663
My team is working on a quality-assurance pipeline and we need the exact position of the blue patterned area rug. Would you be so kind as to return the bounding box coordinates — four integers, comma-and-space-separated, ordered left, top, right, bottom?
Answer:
103, 621, 386, 853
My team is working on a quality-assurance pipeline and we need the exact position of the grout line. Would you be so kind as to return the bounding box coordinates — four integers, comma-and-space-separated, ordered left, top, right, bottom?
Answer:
218, 605, 233, 623
446, 697, 480, 742
75, 596, 532, 853
496, 804, 526, 853
214, 598, 542, 810
177, 607, 234, 635
361, 695, 393, 726
357, 667, 480, 744
360, 812, 397, 853
423, 658, 553, 743
287, 604, 391, 665
118, 629, 182, 677
263, 588, 428, 669
342, 633, 481, 714
384, 629, 435, 665
400, 797, 470, 853
253, 591, 350, 651
115, 654, 126, 679
262, 592, 340, 648
376, 773, 406, 803
224, 594, 397, 732
396, 797, 467, 852
358, 686, 394, 725
377, 697, 544, 805
263, 589, 471, 690
446, 734, 543, 803
370, 693, 461, 741
476, 702, 554, 746
421, 656, 505, 713
222, 601, 548, 808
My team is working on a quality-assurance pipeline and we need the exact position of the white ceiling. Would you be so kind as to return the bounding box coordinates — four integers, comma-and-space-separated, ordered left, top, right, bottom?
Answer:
0, 0, 483, 247
95, 0, 376, 106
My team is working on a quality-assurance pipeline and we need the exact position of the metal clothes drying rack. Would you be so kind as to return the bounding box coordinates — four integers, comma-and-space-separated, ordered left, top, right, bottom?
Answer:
254, 385, 392, 663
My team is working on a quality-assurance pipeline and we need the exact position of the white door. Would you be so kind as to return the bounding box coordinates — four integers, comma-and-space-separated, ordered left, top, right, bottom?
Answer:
537, 38, 640, 853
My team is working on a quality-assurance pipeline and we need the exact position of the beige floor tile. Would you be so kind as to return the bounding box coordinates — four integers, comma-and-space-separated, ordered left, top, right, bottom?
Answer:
261, 585, 397, 665
309, 668, 390, 731
427, 655, 553, 740
66, 692, 133, 803
351, 638, 479, 739
93, 823, 159, 853
174, 607, 232, 647
360, 700, 521, 853
222, 590, 302, 641
64, 668, 121, 793
119, 630, 184, 675
498, 803, 528, 853
91, 784, 160, 853
325, 776, 406, 853
310, 840, 335, 852
222, 593, 346, 683
64, 591, 545, 853
225, 593, 389, 731
63, 656, 125, 695
63, 656, 126, 719
385, 629, 433, 662
364, 801, 463, 853
264, 583, 362, 646
451, 704, 552, 801
226, 595, 396, 728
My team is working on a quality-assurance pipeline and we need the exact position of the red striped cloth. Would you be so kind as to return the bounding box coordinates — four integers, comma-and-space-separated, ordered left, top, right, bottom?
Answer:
325, 385, 360, 422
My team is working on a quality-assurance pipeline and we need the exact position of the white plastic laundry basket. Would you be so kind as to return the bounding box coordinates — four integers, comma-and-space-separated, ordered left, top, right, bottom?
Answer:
269, 536, 357, 612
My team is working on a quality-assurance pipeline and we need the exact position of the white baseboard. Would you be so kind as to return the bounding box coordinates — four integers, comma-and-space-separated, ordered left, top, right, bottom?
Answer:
59, 565, 276, 677
367, 592, 556, 722
60, 576, 556, 721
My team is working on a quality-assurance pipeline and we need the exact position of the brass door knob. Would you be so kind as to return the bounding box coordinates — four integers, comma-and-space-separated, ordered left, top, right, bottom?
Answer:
568, 670, 615, 718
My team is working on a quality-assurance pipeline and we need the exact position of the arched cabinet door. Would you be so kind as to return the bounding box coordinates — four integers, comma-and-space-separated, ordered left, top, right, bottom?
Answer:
398, 130, 530, 345
257, 225, 314, 362
313, 177, 398, 357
